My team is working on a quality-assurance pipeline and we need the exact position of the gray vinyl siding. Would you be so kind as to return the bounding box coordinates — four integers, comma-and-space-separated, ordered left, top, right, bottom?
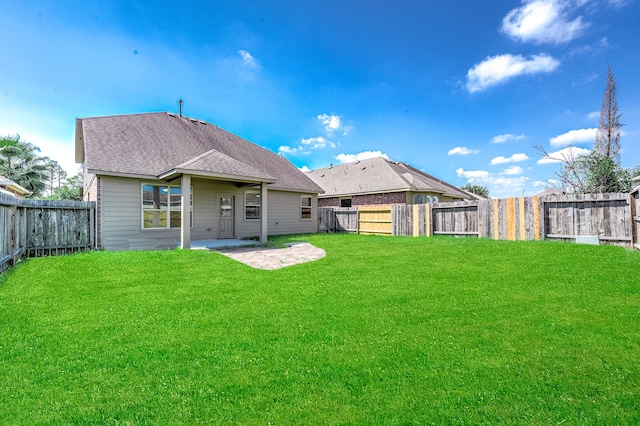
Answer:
266, 191, 318, 235
98, 176, 317, 251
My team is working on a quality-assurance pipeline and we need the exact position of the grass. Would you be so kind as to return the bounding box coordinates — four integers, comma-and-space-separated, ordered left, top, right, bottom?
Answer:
1, 234, 639, 424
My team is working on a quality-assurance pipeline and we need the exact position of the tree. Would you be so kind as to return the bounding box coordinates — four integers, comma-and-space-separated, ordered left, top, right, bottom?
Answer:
0, 134, 49, 197
534, 66, 632, 194
45, 172, 83, 201
594, 65, 623, 164
46, 160, 67, 199
579, 151, 631, 193
461, 183, 490, 198
534, 143, 632, 194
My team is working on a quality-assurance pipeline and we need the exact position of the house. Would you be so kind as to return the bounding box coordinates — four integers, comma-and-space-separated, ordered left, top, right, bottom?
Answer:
0, 175, 31, 198
535, 187, 564, 197
75, 112, 323, 251
305, 156, 473, 207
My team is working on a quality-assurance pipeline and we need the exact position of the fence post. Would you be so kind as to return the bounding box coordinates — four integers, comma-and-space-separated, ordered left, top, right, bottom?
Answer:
10, 204, 16, 265
625, 193, 634, 249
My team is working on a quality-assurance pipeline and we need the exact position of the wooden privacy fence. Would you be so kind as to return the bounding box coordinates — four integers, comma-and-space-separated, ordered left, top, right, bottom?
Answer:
319, 193, 637, 249
632, 187, 640, 250
0, 192, 96, 273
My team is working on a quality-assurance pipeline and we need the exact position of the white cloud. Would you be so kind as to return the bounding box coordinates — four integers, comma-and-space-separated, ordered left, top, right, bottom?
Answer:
533, 179, 558, 187
278, 145, 308, 155
492, 133, 526, 143
456, 168, 490, 179
457, 168, 530, 197
278, 135, 338, 157
298, 165, 311, 172
448, 146, 479, 156
317, 114, 351, 136
503, 165, 524, 175
336, 151, 390, 164
490, 153, 530, 164
587, 111, 599, 120
301, 136, 336, 149
317, 114, 340, 134
549, 128, 597, 146
607, 0, 631, 8
238, 50, 258, 67
466, 54, 560, 92
501, 0, 587, 44
537, 146, 591, 164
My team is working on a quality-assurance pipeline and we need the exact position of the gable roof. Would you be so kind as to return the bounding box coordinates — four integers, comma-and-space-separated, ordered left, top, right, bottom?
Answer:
305, 156, 471, 200
75, 112, 323, 193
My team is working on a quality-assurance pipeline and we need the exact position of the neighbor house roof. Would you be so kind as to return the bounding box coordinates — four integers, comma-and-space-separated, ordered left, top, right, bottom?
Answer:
535, 187, 564, 197
458, 188, 487, 200
0, 175, 31, 197
75, 112, 323, 193
305, 156, 472, 200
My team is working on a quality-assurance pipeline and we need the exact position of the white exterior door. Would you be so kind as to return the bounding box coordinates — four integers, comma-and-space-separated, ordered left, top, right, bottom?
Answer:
218, 195, 235, 238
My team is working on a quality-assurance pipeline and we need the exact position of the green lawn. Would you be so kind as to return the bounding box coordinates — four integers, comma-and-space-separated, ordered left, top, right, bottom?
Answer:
1, 234, 639, 424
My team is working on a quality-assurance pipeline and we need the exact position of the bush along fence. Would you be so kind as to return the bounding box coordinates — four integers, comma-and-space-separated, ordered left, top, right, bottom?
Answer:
319, 192, 639, 249
0, 192, 96, 273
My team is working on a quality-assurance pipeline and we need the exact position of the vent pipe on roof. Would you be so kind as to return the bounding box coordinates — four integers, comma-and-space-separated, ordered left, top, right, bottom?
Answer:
178, 99, 183, 117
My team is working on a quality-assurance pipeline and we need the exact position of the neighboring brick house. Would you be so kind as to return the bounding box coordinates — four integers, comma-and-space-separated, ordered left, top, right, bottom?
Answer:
305, 156, 473, 207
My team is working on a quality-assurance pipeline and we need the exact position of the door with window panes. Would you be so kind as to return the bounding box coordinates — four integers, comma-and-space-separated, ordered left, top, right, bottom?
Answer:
218, 195, 235, 238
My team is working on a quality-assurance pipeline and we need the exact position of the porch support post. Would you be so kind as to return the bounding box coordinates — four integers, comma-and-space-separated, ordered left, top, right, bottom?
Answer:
260, 181, 268, 244
181, 174, 191, 249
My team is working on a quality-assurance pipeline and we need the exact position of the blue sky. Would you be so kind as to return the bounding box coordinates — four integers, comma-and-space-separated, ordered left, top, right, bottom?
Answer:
1, 0, 638, 198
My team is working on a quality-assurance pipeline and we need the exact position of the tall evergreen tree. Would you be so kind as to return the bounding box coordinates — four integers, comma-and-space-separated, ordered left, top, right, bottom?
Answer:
594, 66, 622, 164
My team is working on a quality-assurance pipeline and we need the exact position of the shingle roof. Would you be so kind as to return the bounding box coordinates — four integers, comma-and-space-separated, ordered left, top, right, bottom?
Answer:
75, 112, 322, 193
305, 156, 471, 199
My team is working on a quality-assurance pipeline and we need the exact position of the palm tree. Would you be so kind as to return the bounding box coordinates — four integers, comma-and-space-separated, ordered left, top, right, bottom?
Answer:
0, 135, 50, 197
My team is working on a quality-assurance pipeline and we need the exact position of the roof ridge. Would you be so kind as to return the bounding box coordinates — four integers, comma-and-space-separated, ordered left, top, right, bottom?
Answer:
175, 148, 220, 169
168, 148, 276, 181
401, 163, 470, 198
78, 111, 170, 121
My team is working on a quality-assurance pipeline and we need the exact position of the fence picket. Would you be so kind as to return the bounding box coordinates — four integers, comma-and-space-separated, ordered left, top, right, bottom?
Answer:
1, 194, 96, 272
318, 193, 636, 249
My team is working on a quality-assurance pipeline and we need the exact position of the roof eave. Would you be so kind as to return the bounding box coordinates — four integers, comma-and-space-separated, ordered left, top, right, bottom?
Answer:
86, 169, 159, 180
74, 118, 85, 164
159, 168, 277, 184
267, 185, 324, 194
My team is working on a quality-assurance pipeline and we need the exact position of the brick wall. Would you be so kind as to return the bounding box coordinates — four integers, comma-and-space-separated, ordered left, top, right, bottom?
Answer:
354, 192, 406, 205
318, 197, 340, 207
319, 191, 407, 207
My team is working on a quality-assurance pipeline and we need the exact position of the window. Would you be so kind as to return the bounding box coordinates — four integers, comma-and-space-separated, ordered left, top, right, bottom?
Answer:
340, 197, 352, 207
245, 191, 260, 220
300, 195, 312, 219
142, 184, 192, 229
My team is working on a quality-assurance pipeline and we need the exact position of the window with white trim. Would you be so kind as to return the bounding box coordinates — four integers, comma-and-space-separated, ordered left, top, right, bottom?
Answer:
142, 184, 192, 229
245, 190, 260, 220
300, 195, 312, 219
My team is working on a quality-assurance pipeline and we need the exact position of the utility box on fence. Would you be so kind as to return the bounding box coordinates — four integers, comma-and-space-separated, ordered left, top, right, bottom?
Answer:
575, 236, 600, 245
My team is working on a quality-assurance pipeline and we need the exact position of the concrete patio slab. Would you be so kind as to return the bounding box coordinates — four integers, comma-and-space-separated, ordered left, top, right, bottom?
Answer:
191, 239, 259, 250
214, 242, 326, 270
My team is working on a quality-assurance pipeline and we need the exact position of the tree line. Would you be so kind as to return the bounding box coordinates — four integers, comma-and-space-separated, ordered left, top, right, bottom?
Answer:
0, 134, 82, 200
